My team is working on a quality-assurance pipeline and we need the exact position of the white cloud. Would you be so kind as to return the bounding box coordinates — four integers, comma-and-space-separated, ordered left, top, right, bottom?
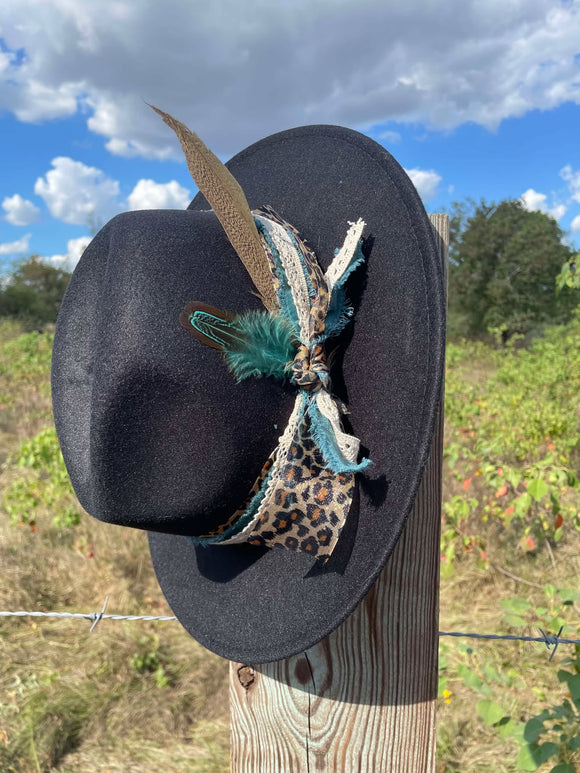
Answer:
560, 165, 580, 204
2, 194, 40, 226
0, 1, 580, 156
34, 157, 121, 228
571, 215, 580, 234
378, 129, 401, 144
0, 50, 14, 78
0, 234, 31, 255
520, 188, 567, 220
46, 235, 92, 270
404, 168, 442, 203
127, 179, 191, 211
550, 204, 568, 221
32, 156, 194, 230
521, 188, 547, 212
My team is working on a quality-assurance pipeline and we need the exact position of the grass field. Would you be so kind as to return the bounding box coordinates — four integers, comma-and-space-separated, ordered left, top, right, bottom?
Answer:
0, 316, 578, 772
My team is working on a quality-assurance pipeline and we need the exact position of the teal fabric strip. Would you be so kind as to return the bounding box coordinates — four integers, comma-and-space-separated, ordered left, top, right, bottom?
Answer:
188, 467, 274, 546
308, 396, 371, 474
321, 239, 366, 341
254, 217, 301, 338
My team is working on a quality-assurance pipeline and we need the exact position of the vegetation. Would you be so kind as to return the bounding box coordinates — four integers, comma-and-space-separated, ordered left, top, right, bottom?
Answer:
439, 309, 580, 773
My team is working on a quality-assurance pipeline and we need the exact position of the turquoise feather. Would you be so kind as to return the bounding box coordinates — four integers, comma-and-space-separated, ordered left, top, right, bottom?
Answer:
188, 308, 297, 382
224, 311, 297, 382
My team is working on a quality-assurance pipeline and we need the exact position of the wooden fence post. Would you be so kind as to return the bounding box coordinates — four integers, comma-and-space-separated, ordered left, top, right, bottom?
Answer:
230, 214, 449, 773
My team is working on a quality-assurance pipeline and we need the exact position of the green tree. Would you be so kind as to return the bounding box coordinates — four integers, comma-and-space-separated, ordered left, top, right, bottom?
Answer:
0, 256, 72, 329
556, 253, 580, 294
444, 197, 477, 264
449, 199, 575, 338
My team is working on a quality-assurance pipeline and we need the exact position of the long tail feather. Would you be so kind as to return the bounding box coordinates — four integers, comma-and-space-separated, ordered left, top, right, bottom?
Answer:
150, 105, 277, 312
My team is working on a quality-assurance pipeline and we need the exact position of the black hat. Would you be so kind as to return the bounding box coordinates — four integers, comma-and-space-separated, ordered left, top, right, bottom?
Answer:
51, 109, 445, 663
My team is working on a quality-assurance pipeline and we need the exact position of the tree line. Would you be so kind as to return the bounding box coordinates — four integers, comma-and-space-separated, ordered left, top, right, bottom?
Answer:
0, 199, 578, 339
447, 198, 577, 340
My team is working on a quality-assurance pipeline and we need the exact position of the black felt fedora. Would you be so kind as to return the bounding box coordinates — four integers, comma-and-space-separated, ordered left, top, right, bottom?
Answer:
51, 113, 445, 663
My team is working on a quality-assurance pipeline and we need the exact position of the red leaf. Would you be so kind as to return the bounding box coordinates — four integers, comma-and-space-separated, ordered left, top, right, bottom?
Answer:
495, 484, 508, 497
555, 513, 564, 530
526, 536, 535, 550
463, 477, 472, 491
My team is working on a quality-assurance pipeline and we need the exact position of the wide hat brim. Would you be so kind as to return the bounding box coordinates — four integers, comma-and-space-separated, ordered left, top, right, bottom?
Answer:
52, 124, 445, 663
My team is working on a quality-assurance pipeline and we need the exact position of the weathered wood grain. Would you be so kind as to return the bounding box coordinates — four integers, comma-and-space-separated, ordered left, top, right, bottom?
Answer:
230, 214, 449, 773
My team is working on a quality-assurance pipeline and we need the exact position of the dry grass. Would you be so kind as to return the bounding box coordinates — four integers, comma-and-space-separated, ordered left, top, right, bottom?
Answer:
0, 498, 230, 772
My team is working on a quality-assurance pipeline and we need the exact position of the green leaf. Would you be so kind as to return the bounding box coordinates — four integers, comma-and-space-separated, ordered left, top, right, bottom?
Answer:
550, 765, 576, 773
544, 584, 556, 600
496, 717, 519, 739
527, 478, 549, 501
537, 742, 558, 763
501, 597, 531, 614
515, 492, 532, 515
505, 468, 522, 489
524, 718, 545, 744
517, 744, 540, 771
569, 735, 580, 751
558, 588, 580, 603
565, 674, 580, 701
457, 664, 493, 696
482, 665, 503, 683
476, 699, 505, 726
504, 615, 527, 628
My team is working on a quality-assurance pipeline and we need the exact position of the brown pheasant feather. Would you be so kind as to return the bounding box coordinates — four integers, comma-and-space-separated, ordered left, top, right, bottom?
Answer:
150, 105, 277, 312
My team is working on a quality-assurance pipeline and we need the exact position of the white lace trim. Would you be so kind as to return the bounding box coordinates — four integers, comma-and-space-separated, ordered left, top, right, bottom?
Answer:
325, 218, 366, 292
255, 215, 311, 342
315, 390, 360, 462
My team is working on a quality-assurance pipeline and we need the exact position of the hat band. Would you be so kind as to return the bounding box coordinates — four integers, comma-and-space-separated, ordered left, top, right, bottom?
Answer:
181, 208, 369, 561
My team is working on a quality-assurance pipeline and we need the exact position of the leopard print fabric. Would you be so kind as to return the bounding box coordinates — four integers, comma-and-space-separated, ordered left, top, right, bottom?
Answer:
246, 408, 355, 560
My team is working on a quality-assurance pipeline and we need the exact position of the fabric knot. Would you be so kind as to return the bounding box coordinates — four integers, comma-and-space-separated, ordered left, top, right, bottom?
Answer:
291, 343, 330, 392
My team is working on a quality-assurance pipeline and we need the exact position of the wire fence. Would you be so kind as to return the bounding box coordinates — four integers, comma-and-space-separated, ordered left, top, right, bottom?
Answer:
1, 597, 577, 661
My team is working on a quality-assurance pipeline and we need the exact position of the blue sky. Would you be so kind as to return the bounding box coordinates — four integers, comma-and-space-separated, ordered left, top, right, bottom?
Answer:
0, 0, 579, 272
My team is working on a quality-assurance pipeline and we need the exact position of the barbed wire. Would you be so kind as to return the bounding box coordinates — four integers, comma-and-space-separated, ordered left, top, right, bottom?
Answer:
0, 598, 577, 661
